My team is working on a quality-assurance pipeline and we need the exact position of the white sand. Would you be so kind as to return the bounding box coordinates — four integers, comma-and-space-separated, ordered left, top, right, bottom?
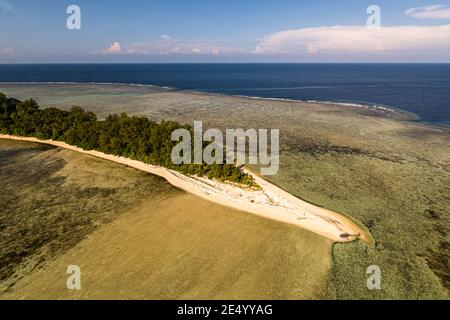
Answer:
0, 134, 367, 242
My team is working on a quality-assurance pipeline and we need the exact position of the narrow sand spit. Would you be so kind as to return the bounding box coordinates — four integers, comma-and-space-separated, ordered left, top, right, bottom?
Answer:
0, 135, 368, 242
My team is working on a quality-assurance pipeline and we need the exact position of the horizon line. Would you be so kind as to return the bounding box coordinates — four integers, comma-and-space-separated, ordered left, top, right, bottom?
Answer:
2, 62, 450, 65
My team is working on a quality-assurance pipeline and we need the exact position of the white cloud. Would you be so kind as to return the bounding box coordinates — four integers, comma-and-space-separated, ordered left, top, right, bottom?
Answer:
405, 4, 450, 20
100, 42, 123, 55
94, 24, 450, 61
252, 25, 450, 56
251, 46, 263, 54
0, 0, 15, 14
96, 36, 240, 56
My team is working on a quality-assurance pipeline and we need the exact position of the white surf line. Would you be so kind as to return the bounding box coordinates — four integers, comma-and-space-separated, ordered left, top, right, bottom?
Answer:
0, 134, 367, 243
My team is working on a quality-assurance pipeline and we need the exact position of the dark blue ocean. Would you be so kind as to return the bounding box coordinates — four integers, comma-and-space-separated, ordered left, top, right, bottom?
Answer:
0, 64, 449, 125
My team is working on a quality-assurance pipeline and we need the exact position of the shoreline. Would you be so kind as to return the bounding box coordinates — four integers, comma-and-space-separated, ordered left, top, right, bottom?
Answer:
0, 134, 369, 243
0, 81, 423, 123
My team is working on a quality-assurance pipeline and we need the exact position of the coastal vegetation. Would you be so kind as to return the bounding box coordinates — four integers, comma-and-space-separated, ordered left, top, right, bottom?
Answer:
0, 92, 255, 186
1, 84, 449, 299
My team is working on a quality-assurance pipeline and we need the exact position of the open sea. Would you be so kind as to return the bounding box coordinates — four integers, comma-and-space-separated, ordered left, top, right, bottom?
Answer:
0, 63, 449, 125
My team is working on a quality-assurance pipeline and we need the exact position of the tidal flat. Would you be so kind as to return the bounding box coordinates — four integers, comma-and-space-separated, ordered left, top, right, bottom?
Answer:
0, 83, 449, 299
0, 139, 332, 300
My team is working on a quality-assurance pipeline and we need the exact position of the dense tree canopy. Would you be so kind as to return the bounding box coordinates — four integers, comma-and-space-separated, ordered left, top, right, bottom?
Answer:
0, 93, 255, 186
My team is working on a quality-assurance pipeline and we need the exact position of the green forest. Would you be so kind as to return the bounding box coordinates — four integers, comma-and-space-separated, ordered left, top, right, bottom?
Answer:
0, 93, 256, 186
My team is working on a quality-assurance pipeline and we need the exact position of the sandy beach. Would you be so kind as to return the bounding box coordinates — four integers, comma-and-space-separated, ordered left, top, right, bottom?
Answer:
0, 134, 367, 243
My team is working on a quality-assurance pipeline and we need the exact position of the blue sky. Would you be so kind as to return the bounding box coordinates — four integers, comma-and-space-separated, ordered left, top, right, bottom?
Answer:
1, 0, 450, 62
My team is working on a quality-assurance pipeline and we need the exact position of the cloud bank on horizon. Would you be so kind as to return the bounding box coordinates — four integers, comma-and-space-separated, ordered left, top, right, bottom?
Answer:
251, 24, 450, 57
95, 3, 450, 62
97, 35, 240, 57
99, 22, 450, 61
2, 1, 450, 62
